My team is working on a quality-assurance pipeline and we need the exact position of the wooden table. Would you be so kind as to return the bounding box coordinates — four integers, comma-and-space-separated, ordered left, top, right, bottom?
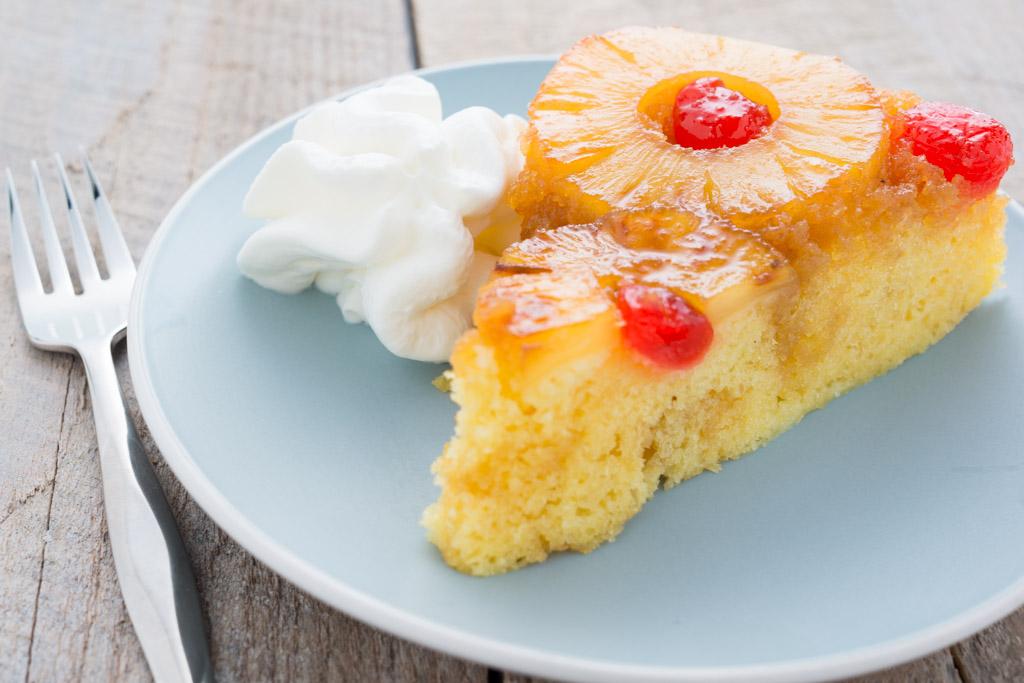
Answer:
1, 1, 1022, 681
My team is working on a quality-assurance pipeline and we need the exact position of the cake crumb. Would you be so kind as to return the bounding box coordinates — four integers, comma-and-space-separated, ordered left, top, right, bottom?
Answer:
432, 371, 454, 393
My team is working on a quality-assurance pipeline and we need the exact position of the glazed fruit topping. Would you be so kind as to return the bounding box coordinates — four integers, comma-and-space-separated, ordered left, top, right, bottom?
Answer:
901, 102, 1013, 196
616, 283, 713, 368
673, 77, 773, 149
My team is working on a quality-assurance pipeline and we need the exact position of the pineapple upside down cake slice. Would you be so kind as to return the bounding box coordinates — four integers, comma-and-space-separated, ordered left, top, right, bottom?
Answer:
423, 27, 1013, 575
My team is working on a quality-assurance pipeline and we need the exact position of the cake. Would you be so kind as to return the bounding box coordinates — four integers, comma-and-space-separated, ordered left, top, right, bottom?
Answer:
422, 27, 1013, 575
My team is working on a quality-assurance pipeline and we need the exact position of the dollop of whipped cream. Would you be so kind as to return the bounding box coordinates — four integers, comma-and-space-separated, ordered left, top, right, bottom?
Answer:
237, 76, 526, 361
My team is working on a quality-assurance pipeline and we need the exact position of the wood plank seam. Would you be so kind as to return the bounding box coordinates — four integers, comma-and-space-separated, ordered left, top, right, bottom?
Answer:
22, 361, 74, 683
402, 0, 423, 68
950, 645, 973, 683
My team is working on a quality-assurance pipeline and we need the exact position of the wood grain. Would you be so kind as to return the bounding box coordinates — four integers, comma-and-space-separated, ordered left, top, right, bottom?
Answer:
410, 0, 1024, 681
0, 1, 483, 681
1, 0, 1022, 682
953, 607, 1024, 683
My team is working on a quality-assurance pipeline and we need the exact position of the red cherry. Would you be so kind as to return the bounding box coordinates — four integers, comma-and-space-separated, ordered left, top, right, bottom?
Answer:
901, 102, 1013, 197
672, 77, 773, 150
616, 283, 713, 369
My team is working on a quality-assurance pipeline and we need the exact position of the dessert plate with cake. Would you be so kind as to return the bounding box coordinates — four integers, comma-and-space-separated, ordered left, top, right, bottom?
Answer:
129, 28, 1024, 682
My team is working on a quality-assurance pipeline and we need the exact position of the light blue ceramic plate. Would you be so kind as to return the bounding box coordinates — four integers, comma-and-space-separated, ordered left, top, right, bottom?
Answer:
128, 58, 1024, 682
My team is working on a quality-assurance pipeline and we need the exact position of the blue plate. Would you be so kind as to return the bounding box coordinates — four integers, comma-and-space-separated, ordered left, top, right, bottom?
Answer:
128, 58, 1024, 682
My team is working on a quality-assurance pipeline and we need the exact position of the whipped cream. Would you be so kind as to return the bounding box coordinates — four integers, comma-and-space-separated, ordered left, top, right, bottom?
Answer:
237, 76, 526, 361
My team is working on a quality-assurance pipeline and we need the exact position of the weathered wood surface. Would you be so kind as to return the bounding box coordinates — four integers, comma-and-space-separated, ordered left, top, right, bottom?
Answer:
0, 1, 482, 682
0, 0, 1021, 681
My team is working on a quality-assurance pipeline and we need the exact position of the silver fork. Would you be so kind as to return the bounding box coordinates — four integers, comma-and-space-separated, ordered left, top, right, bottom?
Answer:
7, 153, 213, 683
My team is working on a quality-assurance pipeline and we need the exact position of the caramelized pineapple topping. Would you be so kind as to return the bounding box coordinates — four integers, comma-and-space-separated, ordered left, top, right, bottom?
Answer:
476, 209, 793, 370
511, 27, 887, 232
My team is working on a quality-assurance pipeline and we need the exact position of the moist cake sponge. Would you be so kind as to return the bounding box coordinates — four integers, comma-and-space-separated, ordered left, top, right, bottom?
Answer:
423, 191, 1005, 576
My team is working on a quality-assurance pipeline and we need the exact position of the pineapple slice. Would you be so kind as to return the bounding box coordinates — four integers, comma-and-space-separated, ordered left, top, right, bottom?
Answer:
512, 27, 886, 232
498, 208, 793, 323
467, 208, 793, 387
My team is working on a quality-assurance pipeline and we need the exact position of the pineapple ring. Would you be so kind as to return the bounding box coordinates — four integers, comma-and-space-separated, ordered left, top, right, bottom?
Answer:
515, 27, 887, 227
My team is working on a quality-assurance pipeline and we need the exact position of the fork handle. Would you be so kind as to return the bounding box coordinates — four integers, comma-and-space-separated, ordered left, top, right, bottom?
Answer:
80, 342, 214, 683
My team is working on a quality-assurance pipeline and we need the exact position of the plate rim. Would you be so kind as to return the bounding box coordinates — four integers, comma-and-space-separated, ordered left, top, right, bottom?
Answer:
127, 55, 1024, 683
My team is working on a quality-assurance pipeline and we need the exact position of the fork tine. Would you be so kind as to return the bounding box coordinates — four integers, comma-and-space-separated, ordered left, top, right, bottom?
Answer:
6, 169, 44, 297
81, 150, 134, 276
54, 153, 102, 288
31, 161, 75, 293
